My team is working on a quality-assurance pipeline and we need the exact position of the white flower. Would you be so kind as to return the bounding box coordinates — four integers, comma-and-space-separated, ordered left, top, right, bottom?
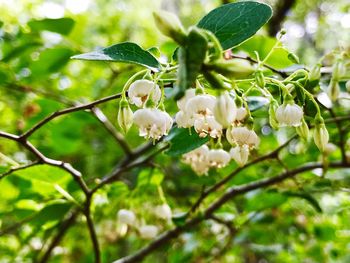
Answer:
128, 79, 161, 107
194, 116, 222, 138
208, 149, 231, 168
324, 143, 337, 155
230, 145, 250, 167
185, 94, 216, 118
175, 111, 194, 128
133, 108, 173, 140
139, 225, 159, 239
226, 126, 259, 148
275, 103, 303, 127
183, 145, 209, 164
117, 209, 136, 225
183, 145, 210, 175
177, 89, 196, 111
154, 204, 172, 220
213, 92, 237, 128
235, 107, 247, 122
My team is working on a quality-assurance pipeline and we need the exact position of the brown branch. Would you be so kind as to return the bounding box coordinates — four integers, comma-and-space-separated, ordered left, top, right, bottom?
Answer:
84, 198, 101, 263
112, 161, 350, 263
20, 93, 122, 138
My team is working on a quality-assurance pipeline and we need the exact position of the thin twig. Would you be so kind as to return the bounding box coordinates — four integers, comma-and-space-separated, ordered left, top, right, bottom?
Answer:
0, 161, 40, 180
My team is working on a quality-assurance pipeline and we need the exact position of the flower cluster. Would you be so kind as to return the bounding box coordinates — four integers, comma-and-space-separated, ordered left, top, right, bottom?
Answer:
118, 72, 331, 176
117, 204, 171, 239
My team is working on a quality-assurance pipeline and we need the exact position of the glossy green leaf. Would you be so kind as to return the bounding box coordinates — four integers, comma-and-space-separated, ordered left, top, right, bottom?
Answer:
197, 1, 272, 50
165, 127, 209, 156
247, 96, 269, 111
71, 42, 161, 70
28, 18, 75, 35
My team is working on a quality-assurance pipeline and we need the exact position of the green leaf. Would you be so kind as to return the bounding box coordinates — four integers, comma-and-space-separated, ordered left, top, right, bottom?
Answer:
197, 1, 272, 50
245, 190, 287, 212
33, 200, 72, 228
71, 42, 161, 70
285, 191, 322, 213
28, 18, 75, 35
165, 127, 209, 156
247, 96, 269, 111
234, 35, 294, 69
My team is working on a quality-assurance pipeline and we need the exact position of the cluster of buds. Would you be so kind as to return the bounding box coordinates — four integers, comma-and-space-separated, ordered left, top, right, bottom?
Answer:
116, 204, 172, 239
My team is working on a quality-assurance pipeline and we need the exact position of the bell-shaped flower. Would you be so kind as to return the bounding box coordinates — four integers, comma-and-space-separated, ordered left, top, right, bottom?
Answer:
194, 116, 223, 138
177, 89, 195, 111
226, 126, 259, 148
139, 225, 159, 239
230, 145, 250, 167
185, 94, 216, 118
235, 107, 247, 122
275, 102, 303, 127
175, 111, 194, 128
133, 108, 173, 140
208, 149, 231, 168
154, 204, 172, 220
128, 80, 161, 107
213, 91, 237, 128
117, 209, 136, 225
183, 145, 210, 176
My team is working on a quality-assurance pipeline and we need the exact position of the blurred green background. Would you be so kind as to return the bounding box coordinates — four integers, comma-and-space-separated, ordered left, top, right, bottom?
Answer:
0, 0, 350, 262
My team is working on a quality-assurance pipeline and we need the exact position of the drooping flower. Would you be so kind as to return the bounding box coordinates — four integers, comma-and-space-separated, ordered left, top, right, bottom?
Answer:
182, 145, 210, 175
175, 110, 194, 128
139, 225, 159, 239
230, 145, 250, 167
176, 88, 196, 111
213, 91, 237, 128
226, 126, 259, 148
185, 94, 216, 118
128, 80, 161, 107
235, 107, 247, 122
133, 108, 173, 140
154, 204, 172, 220
194, 116, 223, 138
117, 209, 136, 225
275, 102, 303, 127
208, 149, 231, 168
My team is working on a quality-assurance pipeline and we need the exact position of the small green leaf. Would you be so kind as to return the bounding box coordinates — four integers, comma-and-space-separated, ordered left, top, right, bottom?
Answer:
172, 212, 188, 226
197, 1, 272, 50
71, 42, 161, 70
165, 127, 209, 156
28, 18, 75, 35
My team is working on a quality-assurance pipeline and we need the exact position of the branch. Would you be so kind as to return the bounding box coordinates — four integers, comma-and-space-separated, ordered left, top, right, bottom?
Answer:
20, 93, 122, 138
112, 161, 350, 263
39, 209, 79, 263
84, 198, 101, 263
0, 161, 40, 180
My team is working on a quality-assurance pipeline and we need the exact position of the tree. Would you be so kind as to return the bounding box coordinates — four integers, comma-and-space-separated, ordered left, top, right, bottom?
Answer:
0, 1, 350, 262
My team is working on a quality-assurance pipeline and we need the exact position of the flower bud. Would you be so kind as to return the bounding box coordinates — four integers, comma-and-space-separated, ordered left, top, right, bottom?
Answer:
308, 63, 321, 88
235, 107, 247, 122
332, 60, 345, 80
314, 122, 329, 152
118, 99, 133, 133
230, 145, 249, 167
268, 101, 279, 130
154, 204, 172, 220
117, 209, 136, 225
328, 79, 340, 102
139, 225, 159, 239
255, 70, 265, 89
213, 91, 237, 128
324, 143, 337, 155
295, 118, 309, 140
153, 11, 187, 45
